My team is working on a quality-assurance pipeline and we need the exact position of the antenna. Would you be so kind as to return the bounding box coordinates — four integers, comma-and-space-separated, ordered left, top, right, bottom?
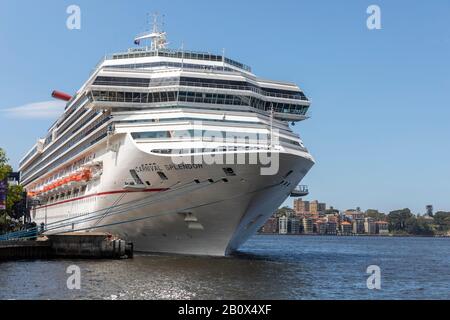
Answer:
134, 12, 168, 50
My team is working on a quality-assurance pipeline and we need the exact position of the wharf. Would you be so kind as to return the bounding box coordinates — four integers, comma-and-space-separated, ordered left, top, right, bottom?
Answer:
0, 232, 133, 261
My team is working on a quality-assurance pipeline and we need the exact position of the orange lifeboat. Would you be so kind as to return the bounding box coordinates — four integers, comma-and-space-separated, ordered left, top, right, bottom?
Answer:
81, 169, 91, 181
34, 169, 93, 196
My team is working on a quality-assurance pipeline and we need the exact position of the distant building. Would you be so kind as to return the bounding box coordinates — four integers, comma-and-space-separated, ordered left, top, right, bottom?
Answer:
316, 220, 327, 235
310, 200, 326, 215
341, 221, 353, 235
293, 198, 310, 214
302, 217, 314, 234
352, 218, 365, 234
326, 221, 337, 235
288, 217, 301, 234
364, 217, 377, 234
279, 216, 288, 234
345, 209, 365, 220
376, 221, 389, 235
261, 217, 278, 234
426, 205, 433, 217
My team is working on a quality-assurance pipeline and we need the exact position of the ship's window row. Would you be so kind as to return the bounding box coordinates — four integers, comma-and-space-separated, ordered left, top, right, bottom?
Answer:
42, 110, 101, 159
115, 117, 294, 135
56, 108, 89, 139
110, 49, 251, 72
46, 185, 88, 205
22, 113, 109, 179
179, 77, 307, 100
93, 75, 307, 101
23, 109, 92, 169
94, 76, 152, 87
41, 98, 90, 150
90, 90, 309, 115
131, 130, 301, 146
116, 117, 256, 124
19, 146, 38, 167
21, 117, 110, 183
150, 143, 307, 155
92, 90, 177, 103
56, 96, 88, 130
22, 128, 108, 185
105, 61, 235, 72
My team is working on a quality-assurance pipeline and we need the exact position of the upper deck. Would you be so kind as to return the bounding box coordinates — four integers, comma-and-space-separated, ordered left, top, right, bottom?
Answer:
108, 48, 252, 73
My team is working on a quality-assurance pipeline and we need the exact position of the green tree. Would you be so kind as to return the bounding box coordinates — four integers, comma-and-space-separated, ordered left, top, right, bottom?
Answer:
0, 147, 24, 222
0, 148, 12, 180
405, 216, 434, 236
434, 211, 450, 233
387, 208, 413, 232
365, 209, 386, 221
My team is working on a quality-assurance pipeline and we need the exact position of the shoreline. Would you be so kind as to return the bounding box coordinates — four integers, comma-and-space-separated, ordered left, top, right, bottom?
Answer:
257, 233, 450, 238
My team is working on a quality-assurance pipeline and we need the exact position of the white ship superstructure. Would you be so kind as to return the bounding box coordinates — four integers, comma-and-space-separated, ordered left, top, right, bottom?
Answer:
19, 20, 314, 256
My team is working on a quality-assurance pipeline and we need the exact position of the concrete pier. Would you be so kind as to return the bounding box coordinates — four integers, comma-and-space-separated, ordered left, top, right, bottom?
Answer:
0, 232, 133, 261
0, 240, 51, 260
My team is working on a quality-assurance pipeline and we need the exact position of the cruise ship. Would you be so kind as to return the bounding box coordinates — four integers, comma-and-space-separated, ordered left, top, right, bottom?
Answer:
19, 20, 315, 256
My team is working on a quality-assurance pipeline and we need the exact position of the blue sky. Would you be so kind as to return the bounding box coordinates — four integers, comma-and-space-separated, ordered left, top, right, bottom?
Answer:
0, 0, 449, 214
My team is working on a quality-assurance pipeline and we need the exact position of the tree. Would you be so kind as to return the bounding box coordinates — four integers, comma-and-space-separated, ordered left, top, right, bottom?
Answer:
0, 148, 12, 180
387, 208, 413, 232
365, 209, 386, 221
0, 147, 24, 222
434, 211, 450, 233
405, 216, 434, 236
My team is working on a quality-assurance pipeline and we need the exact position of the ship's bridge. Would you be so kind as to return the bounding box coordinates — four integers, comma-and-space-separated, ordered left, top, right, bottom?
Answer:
84, 54, 310, 123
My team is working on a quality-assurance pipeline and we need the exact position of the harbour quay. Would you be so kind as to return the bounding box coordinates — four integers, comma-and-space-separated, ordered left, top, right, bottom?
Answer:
0, 232, 133, 261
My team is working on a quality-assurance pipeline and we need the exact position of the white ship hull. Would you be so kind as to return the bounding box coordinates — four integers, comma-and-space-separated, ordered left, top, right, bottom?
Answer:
32, 135, 313, 256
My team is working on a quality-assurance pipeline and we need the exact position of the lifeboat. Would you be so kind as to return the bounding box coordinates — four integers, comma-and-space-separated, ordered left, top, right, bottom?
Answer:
29, 168, 93, 196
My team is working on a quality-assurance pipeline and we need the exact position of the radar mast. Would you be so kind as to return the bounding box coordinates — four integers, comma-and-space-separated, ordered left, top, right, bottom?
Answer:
134, 13, 168, 50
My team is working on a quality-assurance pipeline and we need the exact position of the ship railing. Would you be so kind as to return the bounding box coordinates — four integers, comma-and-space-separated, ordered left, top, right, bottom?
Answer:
100, 48, 252, 72
89, 55, 108, 77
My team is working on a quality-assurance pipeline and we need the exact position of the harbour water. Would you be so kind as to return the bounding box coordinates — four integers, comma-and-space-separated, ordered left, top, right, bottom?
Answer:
0, 235, 449, 300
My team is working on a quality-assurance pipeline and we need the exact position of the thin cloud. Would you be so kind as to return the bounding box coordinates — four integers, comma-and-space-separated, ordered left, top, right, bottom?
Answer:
2, 100, 66, 119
